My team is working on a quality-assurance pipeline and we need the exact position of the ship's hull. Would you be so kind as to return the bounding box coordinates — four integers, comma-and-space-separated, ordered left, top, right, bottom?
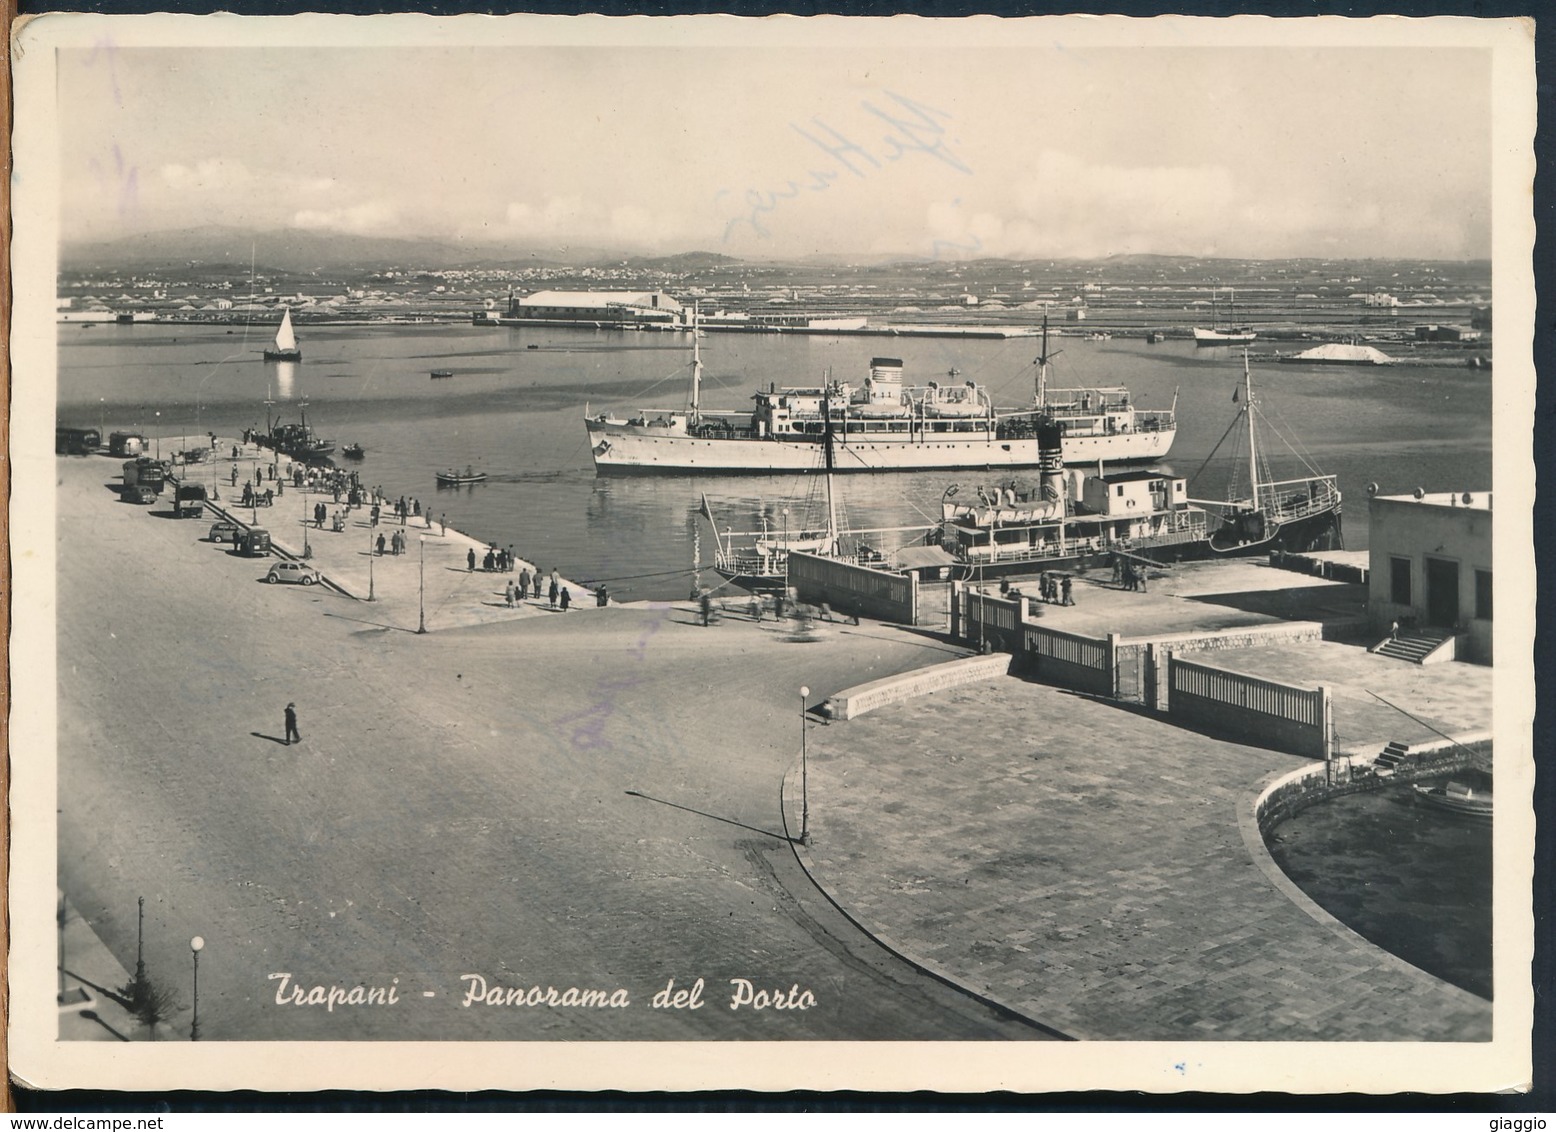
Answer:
263, 348, 303, 362
588, 423, 1174, 474
1192, 329, 1257, 347
941, 504, 1342, 580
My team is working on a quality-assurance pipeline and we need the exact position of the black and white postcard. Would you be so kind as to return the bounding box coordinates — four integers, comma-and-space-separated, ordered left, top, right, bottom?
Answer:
7, 11, 1537, 1095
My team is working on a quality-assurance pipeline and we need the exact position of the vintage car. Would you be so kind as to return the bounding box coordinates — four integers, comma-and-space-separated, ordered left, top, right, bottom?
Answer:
208, 520, 242, 544
265, 561, 322, 586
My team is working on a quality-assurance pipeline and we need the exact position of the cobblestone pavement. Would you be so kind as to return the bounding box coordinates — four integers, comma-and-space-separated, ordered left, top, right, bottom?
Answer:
799, 677, 1492, 1042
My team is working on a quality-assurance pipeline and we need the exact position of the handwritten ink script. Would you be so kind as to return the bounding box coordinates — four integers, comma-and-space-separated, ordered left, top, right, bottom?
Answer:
716, 91, 971, 246
268, 972, 817, 1013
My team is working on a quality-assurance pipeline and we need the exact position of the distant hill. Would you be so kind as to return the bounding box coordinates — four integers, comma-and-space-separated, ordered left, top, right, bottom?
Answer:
59, 226, 623, 274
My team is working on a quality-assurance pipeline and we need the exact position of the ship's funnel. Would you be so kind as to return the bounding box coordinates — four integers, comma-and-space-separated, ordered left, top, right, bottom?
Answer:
869, 358, 905, 382
1037, 417, 1065, 503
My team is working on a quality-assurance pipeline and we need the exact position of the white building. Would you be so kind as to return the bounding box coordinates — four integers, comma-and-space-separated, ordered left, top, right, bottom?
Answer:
1368, 489, 1492, 664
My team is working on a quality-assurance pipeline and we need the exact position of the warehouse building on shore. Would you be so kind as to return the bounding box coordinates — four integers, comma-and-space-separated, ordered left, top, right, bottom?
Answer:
502, 290, 684, 327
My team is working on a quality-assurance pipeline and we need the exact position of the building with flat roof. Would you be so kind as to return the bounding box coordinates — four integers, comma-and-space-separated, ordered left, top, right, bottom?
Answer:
506, 290, 683, 324
1368, 488, 1492, 664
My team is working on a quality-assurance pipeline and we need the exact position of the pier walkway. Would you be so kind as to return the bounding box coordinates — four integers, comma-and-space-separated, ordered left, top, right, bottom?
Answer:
797, 674, 1492, 1042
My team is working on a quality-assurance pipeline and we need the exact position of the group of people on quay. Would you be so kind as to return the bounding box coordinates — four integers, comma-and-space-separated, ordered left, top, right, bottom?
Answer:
211, 437, 606, 619
1115, 557, 1151, 593
1032, 571, 1074, 606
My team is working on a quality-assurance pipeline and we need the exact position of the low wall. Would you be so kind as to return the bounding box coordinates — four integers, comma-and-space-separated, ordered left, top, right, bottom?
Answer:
1168, 656, 1331, 759
790, 551, 918, 625
824, 653, 1013, 721
1269, 550, 1370, 585
1256, 733, 1494, 834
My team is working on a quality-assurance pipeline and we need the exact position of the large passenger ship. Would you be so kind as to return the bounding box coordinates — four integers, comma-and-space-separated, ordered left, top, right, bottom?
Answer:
585, 321, 1176, 475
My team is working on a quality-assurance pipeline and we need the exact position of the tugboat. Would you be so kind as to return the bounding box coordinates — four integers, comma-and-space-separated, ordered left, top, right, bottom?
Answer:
341, 443, 365, 460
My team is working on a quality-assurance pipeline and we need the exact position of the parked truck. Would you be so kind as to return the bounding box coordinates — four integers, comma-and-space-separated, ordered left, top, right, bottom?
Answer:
173, 482, 209, 518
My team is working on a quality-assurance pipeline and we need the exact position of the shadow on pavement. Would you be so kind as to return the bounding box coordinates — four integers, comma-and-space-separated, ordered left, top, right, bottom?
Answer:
250, 731, 291, 746
625, 789, 790, 842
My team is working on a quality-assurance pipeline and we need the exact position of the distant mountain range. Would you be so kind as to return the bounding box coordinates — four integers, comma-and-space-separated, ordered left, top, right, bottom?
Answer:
59, 227, 758, 275
60, 226, 1483, 277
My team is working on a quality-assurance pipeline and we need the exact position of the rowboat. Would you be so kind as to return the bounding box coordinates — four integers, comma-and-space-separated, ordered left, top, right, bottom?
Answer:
1411, 781, 1492, 820
436, 466, 487, 486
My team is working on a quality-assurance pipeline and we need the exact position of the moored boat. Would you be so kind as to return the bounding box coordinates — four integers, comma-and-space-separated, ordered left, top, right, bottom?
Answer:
927, 353, 1341, 577
1187, 352, 1343, 558
586, 313, 1176, 474
263, 307, 303, 362
1411, 781, 1492, 820
256, 399, 334, 461
1192, 287, 1256, 347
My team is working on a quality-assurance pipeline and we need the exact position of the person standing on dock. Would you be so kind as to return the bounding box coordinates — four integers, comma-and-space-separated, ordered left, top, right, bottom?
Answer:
560, 587, 571, 613
467, 547, 476, 572
504, 580, 515, 608
507, 546, 516, 573
519, 567, 532, 602
441, 513, 447, 536
1062, 576, 1074, 605
548, 575, 560, 610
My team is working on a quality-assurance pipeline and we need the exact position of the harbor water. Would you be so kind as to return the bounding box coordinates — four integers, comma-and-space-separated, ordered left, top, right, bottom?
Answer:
58, 323, 1494, 600
1265, 775, 1493, 1000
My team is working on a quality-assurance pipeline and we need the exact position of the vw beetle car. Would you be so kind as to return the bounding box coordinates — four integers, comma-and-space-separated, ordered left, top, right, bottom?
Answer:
265, 562, 322, 586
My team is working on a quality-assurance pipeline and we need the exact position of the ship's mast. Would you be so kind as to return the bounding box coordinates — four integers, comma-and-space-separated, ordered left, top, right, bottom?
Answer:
687, 302, 702, 424
1242, 350, 1259, 507
822, 392, 839, 556
1034, 314, 1055, 407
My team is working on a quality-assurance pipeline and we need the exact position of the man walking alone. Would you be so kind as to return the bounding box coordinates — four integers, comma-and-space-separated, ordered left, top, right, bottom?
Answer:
284, 702, 301, 746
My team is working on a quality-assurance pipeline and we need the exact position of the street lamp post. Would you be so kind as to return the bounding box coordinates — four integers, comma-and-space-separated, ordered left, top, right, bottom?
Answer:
417, 536, 427, 634
301, 492, 311, 559
189, 936, 204, 1041
135, 896, 146, 986
368, 528, 376, 602
798, 686, 811, 845
154, 411, 161, 459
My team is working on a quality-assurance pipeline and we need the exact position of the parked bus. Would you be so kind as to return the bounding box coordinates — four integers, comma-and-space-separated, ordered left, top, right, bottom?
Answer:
56, 427, 102, 455
107, 431, 148, 457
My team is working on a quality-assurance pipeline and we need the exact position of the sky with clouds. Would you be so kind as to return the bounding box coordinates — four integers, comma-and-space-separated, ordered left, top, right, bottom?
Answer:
53, 28, 1494, 261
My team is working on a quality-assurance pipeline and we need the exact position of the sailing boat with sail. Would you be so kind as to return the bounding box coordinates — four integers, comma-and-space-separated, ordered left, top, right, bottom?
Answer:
264, 307, 303, 362
1192, 287, 1257, 347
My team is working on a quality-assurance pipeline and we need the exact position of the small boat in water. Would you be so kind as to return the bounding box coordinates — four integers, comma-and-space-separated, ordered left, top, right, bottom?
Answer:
1192, 287, 1256, 347
263, 307, 303, 362
1412, 781, 1492, 820
342, 443, 365, 459
436, 466, 488, 486
431, 369, 454, 380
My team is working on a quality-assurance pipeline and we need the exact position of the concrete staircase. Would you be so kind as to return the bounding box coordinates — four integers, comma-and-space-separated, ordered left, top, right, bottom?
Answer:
1372, 739, 1416, 776
1371, 626, 1454, 664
